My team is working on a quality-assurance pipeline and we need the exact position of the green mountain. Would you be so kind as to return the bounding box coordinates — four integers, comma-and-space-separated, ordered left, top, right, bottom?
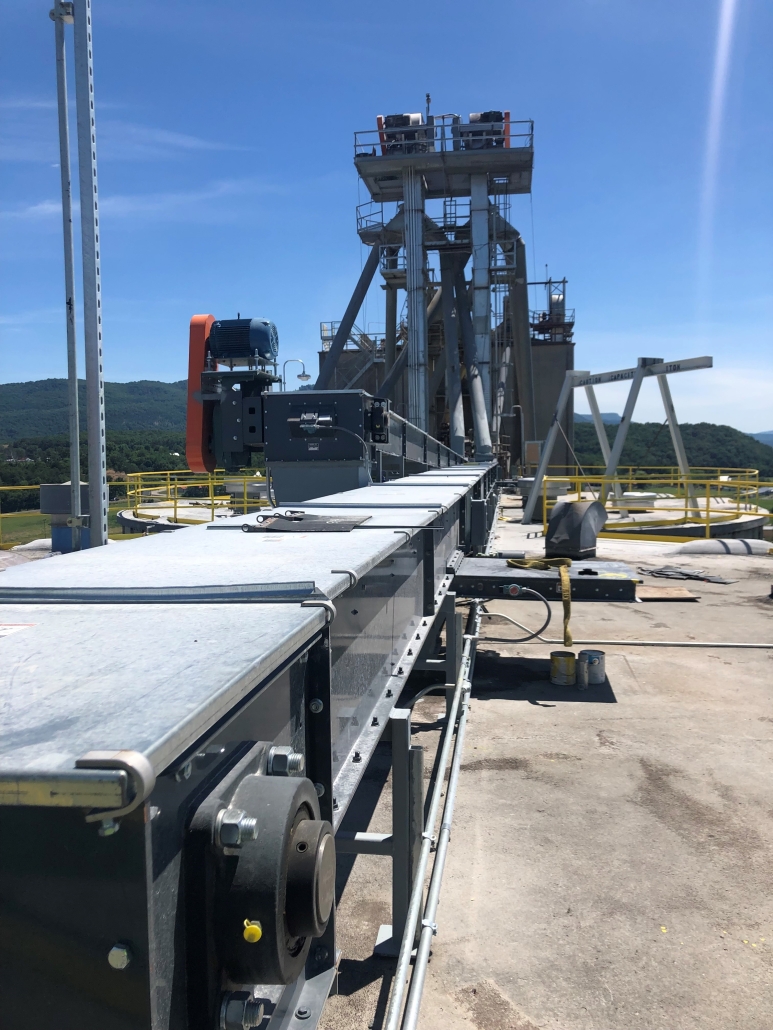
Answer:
0, 379, 187, 440
573, 421, 773, 479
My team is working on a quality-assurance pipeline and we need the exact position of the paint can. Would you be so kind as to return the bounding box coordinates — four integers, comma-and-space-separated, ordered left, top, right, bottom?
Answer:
549, 650, 576, 686
577, 649, 605, 688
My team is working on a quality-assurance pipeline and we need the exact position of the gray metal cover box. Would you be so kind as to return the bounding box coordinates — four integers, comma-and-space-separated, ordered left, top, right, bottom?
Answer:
39, 483, 90, 515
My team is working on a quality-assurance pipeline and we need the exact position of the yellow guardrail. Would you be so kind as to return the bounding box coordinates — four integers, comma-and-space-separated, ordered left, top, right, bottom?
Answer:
125, 470, 269, 525
0, 483, 129, 548
540, 471, 772, 541
527, 465, 760, 485
0, 473, 268, 547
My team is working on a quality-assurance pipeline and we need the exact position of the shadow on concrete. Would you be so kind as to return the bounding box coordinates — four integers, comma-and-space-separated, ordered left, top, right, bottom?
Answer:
336, 955, 395, 1030
472, 652, 617, 705
334, 742, 392, 903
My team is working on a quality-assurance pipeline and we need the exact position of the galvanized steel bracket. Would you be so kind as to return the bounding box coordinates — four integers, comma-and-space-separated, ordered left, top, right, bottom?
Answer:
76, 749, 156, 825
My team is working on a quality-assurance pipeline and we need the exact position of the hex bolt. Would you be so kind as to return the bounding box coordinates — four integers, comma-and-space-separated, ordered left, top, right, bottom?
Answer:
295, 1007, 311, 1020
309, 698, 324, 714
332, 796, 339, 810
267, 746, 305, 776
107, 944, 132, 970
98, 817, 120, 837
371, 717, 379, 727
174, 761, 192, 783
220, 991, 264, 1030
386, 689, 393, 698
216, 808, 259, 849
352, 751, 362, 763
314, 782, 326, 797
314, 946, 329, 962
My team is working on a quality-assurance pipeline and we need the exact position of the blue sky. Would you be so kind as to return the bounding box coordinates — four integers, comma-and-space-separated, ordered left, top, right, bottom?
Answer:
1, 0, 771, 431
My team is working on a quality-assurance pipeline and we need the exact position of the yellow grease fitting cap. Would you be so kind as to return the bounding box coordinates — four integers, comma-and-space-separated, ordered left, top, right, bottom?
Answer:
243, 920, 263, 944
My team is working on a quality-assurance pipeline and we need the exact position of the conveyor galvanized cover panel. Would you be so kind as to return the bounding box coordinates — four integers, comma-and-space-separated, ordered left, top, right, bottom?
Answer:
0, 468, 492, 1030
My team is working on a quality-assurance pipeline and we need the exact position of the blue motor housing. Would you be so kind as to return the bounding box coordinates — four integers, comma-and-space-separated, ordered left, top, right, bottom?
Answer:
208, 318, 279, 364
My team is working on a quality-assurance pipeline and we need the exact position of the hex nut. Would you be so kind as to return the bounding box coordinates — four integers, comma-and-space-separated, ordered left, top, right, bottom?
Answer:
108, 944, 132, 970
267, 746, 305, 776
216, 808, 259, 848
220, 991, 264, 1030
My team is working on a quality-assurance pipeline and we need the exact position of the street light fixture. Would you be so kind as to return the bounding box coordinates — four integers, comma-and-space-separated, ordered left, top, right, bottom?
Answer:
281, 359, 312, 391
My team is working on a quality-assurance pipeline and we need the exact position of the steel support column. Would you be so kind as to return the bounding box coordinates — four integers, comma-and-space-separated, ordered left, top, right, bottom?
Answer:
657, 374, 699, 512
470, 175, 492, 420
375, 708, 423, 956
316, 245, 381, 390
513, 236, 537, 440
600, 360, 654, 503
53, 1, 81, 551
403, 167, 428, 430
73, 0, 108, 546
586, 383, 624, 509
384, 284, 398, 376
522, 370, 582, 524
439, 254, 465, 456
453, 262, 492, 460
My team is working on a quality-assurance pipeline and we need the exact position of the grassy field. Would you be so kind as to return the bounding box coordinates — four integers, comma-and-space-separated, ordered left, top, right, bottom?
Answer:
0, 511, 51, 548
0, 506, 136, 548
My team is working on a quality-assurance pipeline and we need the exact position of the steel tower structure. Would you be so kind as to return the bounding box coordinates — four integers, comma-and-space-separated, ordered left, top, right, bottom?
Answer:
316, 105, 575, 473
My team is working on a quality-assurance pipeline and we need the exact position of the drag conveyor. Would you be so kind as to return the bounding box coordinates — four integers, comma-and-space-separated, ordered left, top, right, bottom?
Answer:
0, 465, 498, 1030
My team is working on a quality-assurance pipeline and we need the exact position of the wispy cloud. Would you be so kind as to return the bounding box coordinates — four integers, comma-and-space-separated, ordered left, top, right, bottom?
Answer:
0, 177, 286, 224
0, 200, 65, 221
97, 120, 249, 161
0, 98, 57, 110
0, 307, 63, 329
1, 109, 246, 163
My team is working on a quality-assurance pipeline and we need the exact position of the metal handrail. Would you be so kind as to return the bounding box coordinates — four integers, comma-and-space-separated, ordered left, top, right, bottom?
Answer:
540, 473, 772, 540
355, 118, 534, 158
0, 482, 126, 547
125, 470, 268, 523
384, 602, 481, 1030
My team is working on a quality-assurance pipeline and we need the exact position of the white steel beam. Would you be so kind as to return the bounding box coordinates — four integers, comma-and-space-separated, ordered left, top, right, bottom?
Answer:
53, 1, 82, 551
73, 0, 108, 546
657, 374, 700, 512
574, 356, 712, 389
470, 175, 491, 420
521, 371, 585, 524
403, 167, 428, 431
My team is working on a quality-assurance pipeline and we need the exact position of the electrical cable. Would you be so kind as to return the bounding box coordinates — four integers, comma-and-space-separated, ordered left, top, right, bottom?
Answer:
555, 419, 597, 500
457, 590, 552, 643
459, 599, 772, 649
330, 425, 374, 483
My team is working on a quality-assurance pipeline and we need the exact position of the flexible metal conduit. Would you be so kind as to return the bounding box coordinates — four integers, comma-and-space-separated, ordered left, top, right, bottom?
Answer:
384, 602, 482, 1030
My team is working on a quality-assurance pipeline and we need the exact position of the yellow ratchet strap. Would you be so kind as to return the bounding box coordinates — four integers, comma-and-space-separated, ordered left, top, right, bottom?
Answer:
505, 557, 573, 647
559, 565, 572, 647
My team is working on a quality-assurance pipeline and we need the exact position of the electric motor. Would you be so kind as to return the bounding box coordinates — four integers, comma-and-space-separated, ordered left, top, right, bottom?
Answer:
208, 318, 279, 364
